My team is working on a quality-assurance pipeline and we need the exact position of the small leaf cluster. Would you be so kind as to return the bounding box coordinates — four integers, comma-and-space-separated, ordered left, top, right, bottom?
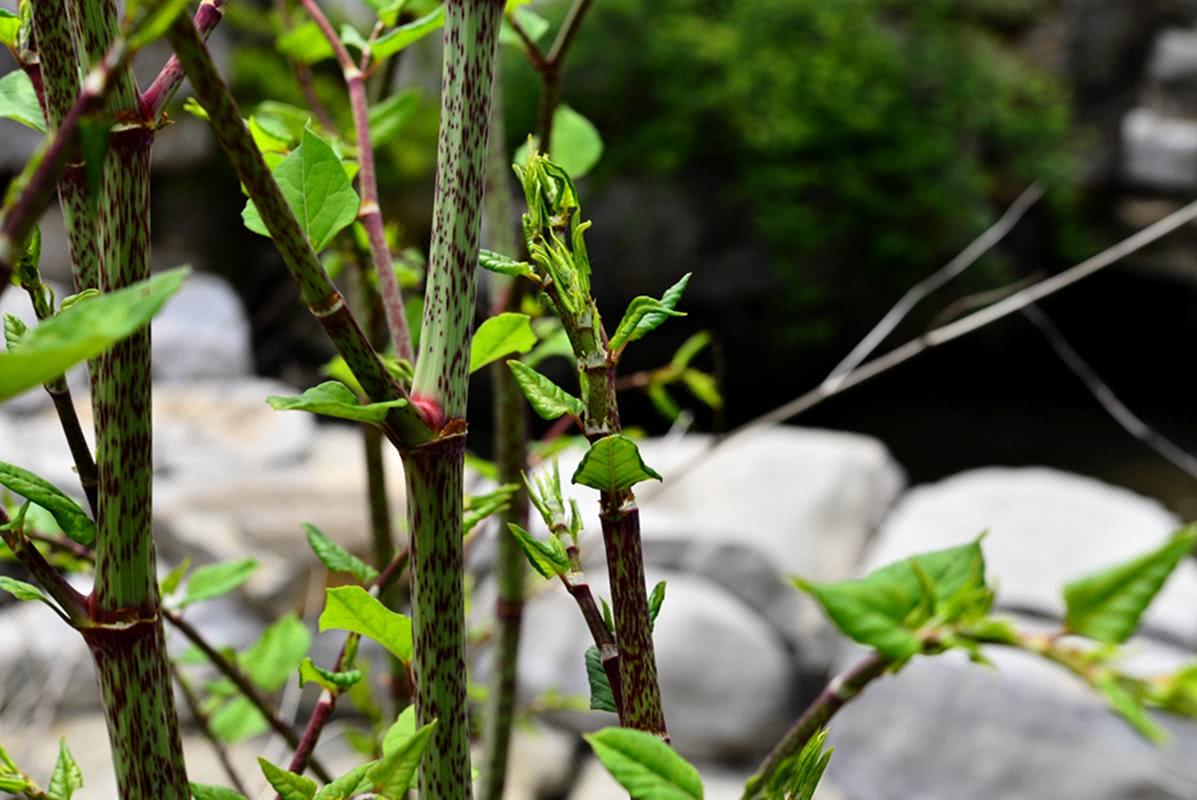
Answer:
0, 739, 83, 799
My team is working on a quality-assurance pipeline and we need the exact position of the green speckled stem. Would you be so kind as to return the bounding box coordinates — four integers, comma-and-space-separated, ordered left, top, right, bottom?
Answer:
164, 14, 432, 448
409, 0, 505, 419
71, 0, 189, 793
403, 435, 471, 800
30, 0, 82, 129
83, 621, 189, 799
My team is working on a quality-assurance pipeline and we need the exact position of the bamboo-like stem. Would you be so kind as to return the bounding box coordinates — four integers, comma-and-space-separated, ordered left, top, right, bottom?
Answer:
408, 0, 504, 422
69, 0, 193, 793
299, 0, 414, 361
404, 434, 472, 799
172, 663, 251, 797
164, 15, 433, 449
0, 42, 126, 297
141, 0, 227, 120
742, 652, 892, 799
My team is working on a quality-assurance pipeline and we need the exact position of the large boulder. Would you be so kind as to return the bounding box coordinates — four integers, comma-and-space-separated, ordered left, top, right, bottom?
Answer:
152, 272, 253, 382
477, 568, 798, 763
825, 645, 1197, 800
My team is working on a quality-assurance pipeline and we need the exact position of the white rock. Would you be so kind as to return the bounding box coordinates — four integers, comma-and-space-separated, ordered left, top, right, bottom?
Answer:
1122, 107, 1197, 191
1149, 28, 1197, 83
825, 645, 1197, 800
0, 599, 97, 713
152, 272, 253, 382
480, 569, 796, 762
868, 467, 1197, 645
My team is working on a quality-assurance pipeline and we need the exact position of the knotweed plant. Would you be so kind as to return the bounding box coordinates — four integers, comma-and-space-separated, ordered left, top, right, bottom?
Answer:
2, 1, 1197, 800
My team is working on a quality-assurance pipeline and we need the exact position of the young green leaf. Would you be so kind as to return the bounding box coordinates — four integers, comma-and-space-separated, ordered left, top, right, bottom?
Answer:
298, 657, 362, 692
470, 313, 537, 373
371, 5, 445, 59
48, 739, 82, 800
670, 331, 711, 371
1063, 526, 1197, 644
0, 9, 19, 47
381, 705, 417, 754
190, 783, 248, 800
507, 523, 570, 579
463, 484, 518, 536
369, 720, 437, 797
571, 434, 663, 493
0, 576, 51, 604
178, 559, 259, 608
507, 360, 584, 420
276, 20, 335, 64
647, 382, 681, 421
649, 581, 666, 627
3, 313, 27, 350
0, 71, 46, 132
607, 274, 690, 354
585, 646, 618, 713
319, 585, 413, 662
0, 462, 95, 546
0, 268, 188, 401
585, 727, 703, 800
126, 0, 191, 49
796, 539, 989, 660
479, 250, 538, 281
680, 369, 722, 409
368, 88, 421, 148
241, 614, 311, 692
746, 728, 833, 800
313, 764, 373, 800
304, 523, 379, 584
267, 381, 408, 425
512, 105, 603, 178
243, 129, 360, 251
160, 558, 191, 597
209, 696, 267, 743
1095, 674, 1167, 743
258, 757, 317, 800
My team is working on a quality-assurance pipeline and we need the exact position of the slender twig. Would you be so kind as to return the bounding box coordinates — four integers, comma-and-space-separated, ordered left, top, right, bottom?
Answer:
141, 0, 228, 119
523, 0, 594, 152
24, 529, 94, 561
0, 40, 128, 297
284, 547, 410, 781
653, 194, 1197, 491
504, 11, 545, 70
1022, 304, 1197, 479
823, 183, 1044, 391
560, 571, 622, 710
274, 0, 338, 130
299, 0, 414, 360
742, 651, 892, 799
172, 662, 251, 797
164, 13, 433, 448
0, 509, 89, 626
165, 609, 333, 782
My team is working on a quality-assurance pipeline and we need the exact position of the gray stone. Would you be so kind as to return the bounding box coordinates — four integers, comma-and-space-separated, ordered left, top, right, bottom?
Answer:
1122, 107, 1197, 191
1149, 28, 1197, 84
478, 569, 797, 762
868, 467, 1197, 646
152, 272, 253, 381
156, 424, 407, 610
473, 723, 577, 800
825, 645, 1197, 800
0, 596, 98, 713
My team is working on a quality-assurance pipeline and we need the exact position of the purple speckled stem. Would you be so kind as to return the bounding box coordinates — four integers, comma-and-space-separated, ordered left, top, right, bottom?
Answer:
300, 0, 413, 362
142, 0, 228, 120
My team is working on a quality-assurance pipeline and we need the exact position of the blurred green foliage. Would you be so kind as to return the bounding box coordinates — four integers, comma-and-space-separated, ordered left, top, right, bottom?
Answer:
512, 0, 1083, 343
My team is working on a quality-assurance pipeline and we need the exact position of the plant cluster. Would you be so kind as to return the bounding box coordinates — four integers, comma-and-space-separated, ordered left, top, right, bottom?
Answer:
0, 2, 1195, 800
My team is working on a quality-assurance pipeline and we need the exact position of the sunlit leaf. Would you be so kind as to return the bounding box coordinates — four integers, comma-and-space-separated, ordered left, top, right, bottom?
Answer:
267, 381, 407, 425
304, 523, 379, 584
470, 313, 536, 373
0, 71, 46, 132
585, 727, 703, 800
319, 585, 412, 662
507, 360, 583, 420
178, 558, 259, 608
0, 462, 94, 545
571, 435, 662, 492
